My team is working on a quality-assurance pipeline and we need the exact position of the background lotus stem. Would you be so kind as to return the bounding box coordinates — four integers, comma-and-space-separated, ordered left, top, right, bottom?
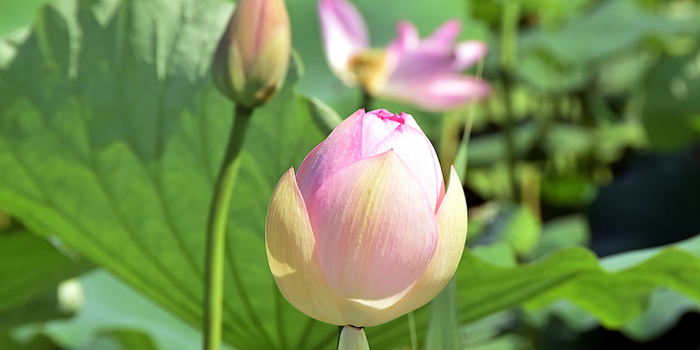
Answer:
361, 89, 373, 110
337, 326, 371, 350
500, 0, 521, 202
202, 104, 254, 350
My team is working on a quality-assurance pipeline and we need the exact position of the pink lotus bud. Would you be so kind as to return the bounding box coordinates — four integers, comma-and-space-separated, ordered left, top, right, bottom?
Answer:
213, 0, 291, 107
266, 109, 468, 327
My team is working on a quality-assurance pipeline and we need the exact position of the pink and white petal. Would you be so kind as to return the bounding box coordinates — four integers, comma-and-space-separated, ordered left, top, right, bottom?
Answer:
424, 19, 461, 48
299, 109, 365, 200
452, 41, 488, 71
365, 166, 467, 327
296, 142, 323, 188
387, 48, 456, 83
386, 20, 420, 72
308, 151, 439, 304
265, 168, 345, 325
360, 109, 403, 155
387, 21, 420, 55
318, 0, 369, 82
387, 41, 485, 83
367, 124, 443, 211
398, 111, 421, 130
380, 74, 490, 111
299, 108, 422, 200
388, 39, 471, 82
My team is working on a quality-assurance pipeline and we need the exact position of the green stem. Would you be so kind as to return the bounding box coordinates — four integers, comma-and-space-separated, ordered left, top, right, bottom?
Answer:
408, 312, 418, 350
337, 326, 371, 350
500, 0, 520, 71
202, 104, 255, 350
424, 277, 460, 350
500, 0, 521, 202
501, 71, 519, 202
361, 89, 373, 111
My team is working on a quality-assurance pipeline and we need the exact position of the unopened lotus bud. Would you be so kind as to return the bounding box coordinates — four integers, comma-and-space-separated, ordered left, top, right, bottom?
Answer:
266, 108, 468, 327
213, 0, 291, 107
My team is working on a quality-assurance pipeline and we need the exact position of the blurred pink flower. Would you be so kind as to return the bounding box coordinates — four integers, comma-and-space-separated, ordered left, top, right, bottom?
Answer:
266, 109, 468, 326
318, 0, 489, 111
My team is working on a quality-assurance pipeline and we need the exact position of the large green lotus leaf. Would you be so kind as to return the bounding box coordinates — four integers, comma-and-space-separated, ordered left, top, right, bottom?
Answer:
366, 234, 700, 349
0, 0, 336, 348
0, 229, 92, 317
519, 0, 696, 66
42, 270, 232, 350
522, 234, 700, 328
0, 0, 53, 36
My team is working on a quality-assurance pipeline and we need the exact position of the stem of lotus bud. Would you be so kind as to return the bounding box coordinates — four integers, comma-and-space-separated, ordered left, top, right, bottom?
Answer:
203, 104, 255, 350
337, 325, 371, 350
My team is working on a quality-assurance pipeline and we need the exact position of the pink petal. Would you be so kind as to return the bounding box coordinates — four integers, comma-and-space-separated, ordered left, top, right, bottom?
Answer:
385, 21, 418, 75
424, 19, 461, 48
299, 109, 424, 201
367, 124, 443, 211
384, 19, 487, 92
266, 168, 346, 325
360, 109, 401, 153
386, 39, 487, 82
452, 41, 488, 71
296, 142, 322, 188
387, 21, 419, 57
398, 111, 421, 130
379, 74, 490, 111
299, 109, 365, 201
365, 166, 467, 326
318, 0, 369, 80
308, 151, 439, 301
388, 48, 454, 83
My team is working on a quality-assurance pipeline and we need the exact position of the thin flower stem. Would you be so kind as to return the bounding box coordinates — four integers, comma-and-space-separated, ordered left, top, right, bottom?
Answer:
203, 104, 255, 350
500, 0, 521, 202
461, 57, 485, 174
501, 71, 519, 202
361, 89, 373, 111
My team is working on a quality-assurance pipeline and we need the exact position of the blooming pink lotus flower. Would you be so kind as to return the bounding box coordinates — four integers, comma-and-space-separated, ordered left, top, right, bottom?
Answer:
266, 109, 468, 327
318, 0, 489, 111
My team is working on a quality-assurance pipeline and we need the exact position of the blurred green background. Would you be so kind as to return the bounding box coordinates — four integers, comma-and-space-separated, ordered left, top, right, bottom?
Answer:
1, 0, 700, 349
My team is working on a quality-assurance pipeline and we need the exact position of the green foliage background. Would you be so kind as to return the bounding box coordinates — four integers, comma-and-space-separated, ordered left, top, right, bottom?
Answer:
1, 0, 700, 349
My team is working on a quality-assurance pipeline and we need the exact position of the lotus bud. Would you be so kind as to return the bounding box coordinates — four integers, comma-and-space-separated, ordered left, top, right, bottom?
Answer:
213, 0, 291, 107
266, 109, 468, 327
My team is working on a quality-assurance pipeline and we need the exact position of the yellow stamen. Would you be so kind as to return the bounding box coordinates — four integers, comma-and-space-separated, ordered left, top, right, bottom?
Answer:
347, 49, 389, 94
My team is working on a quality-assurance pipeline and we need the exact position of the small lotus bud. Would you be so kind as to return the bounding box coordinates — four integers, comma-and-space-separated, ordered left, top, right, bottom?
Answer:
213, 0, 291, 107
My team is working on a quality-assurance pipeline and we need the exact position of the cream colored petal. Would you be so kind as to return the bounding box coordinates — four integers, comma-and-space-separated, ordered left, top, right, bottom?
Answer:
265, 167, 345, 325
365, 166, 467, 326
248, 25, 291, 102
